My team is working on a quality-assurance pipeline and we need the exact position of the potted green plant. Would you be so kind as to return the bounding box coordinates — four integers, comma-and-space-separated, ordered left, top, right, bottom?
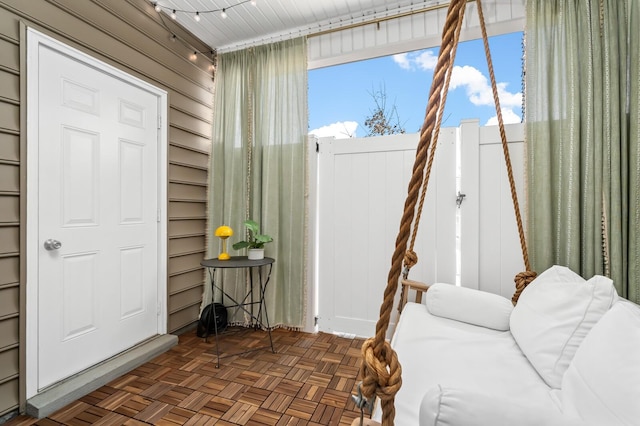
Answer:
232, 219, 273, 260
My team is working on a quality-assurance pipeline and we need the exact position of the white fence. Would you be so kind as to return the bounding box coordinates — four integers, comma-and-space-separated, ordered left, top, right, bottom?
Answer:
312, 119, 525, 337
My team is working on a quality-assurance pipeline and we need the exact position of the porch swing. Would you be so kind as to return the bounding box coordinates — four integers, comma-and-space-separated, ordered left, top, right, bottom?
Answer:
352, 0, 537, 424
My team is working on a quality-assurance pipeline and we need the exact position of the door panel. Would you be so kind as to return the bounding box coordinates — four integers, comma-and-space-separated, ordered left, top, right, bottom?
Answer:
37, 45, 159, 390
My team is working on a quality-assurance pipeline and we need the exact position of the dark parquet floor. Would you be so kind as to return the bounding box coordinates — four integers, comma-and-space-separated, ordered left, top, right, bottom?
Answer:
7, 328, 367, 426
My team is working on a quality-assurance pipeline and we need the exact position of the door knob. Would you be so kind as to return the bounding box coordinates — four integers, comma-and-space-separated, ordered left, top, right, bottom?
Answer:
44, 239, 62, 251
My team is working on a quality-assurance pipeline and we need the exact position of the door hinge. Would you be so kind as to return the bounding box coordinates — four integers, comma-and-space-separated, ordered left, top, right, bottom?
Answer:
157, 305, 161, 316
157, 115, 161, 129
157, 208, 161, 222
316, 141, 319, 153
314, 316, 319, 326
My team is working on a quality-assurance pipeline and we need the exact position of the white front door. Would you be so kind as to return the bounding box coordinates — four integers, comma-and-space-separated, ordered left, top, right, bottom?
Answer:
32, 36, 162, 390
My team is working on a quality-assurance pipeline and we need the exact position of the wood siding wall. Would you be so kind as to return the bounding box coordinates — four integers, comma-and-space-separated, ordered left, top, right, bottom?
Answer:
0, 0, 213, 416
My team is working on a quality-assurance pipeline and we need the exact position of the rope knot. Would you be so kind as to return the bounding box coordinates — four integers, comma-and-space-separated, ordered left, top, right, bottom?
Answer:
511, 270, 538, 305
403, 250, 418, 270
360, 338, 402, 403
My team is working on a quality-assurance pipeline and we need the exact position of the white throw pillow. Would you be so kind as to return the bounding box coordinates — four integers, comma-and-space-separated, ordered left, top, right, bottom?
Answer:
426, 283, 513, 331
509, 265, 618, 388
560, 301, 640, 425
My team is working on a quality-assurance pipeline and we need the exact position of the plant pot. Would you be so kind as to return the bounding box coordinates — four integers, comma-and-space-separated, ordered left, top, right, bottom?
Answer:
248, 248, 264, 260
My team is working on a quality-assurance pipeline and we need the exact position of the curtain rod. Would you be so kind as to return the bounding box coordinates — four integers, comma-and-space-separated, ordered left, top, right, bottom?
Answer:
308, 0, 474, 39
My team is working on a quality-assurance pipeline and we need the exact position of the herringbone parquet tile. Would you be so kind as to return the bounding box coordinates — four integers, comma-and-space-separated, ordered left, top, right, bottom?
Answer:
7, 328, 367, 425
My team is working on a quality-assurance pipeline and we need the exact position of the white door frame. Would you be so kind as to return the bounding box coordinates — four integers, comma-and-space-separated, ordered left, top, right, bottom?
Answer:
25, 28, 168, 398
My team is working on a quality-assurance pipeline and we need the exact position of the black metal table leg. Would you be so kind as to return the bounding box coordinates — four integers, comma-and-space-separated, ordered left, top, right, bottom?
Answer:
200, 256, 276, 366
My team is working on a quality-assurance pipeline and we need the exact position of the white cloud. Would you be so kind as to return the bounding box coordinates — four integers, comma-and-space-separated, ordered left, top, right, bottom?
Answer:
393, 50, 438, 71
309, 121, 358, 139
485, 108, 521, 126
415, 51, 438, 71
450, 65, 522, 108
392, 53, 412, 70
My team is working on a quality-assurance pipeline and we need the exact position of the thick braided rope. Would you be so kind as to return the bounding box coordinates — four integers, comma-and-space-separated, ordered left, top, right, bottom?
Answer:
512, 270, 538, 304
477, 0, 535, 295
406, 3, 467, 271
360, 2, 468, 425
477, 0, 529, 271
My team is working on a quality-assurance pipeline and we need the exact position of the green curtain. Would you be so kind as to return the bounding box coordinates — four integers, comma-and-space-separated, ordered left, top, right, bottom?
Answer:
203, 37, 308, 328
526, 0, 640, 302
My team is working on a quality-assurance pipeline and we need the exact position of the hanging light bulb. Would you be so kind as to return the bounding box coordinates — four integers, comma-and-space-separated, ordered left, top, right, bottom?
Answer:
190, 51, 198, 61
250, 0, 257, 5
154, 2, 162, 12
170, 34, 177, 42
171, 9, 177, 19
220, 8, 227, 18
194, 12, 201, 22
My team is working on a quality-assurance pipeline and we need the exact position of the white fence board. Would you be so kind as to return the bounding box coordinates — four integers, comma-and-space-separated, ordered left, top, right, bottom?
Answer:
315, 121, 526, 337
316, 132, 458, 337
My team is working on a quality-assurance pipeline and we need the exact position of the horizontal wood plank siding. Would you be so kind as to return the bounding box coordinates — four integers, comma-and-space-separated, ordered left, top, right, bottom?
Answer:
169, 201, 207, 220
0, 257, 18, 286
0, 0, 214, 415
0, 38, 19, 71
0, 286, 18, 319
169, 164, 208, 185
167, 304, 200, 332
0, 102, 18, 131
169, 183, 207, 202
0, 226, 18, 254
169, 219, 207, 238
0, 348, 19, 384
0, 69, 19, 102
0, 317, 18, 350
169, 127, 212, 154
169, 145, 209, 169
0, 195, 18, 223
0, 380, 18, 417
169, 269, 206, 295
0, 163, 18, 192
0, 132, 19, 162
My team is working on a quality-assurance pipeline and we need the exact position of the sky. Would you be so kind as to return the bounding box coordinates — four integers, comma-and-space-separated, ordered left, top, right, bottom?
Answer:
309, 31, 524, 139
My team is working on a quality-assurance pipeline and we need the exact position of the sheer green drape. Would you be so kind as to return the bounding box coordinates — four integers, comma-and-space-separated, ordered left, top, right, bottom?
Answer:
204, 37, 308, 328
526, 0, 640, 302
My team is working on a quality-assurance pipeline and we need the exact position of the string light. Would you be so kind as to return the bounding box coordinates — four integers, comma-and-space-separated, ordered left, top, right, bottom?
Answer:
150, 2, 218, 73
151, 0, 257, 22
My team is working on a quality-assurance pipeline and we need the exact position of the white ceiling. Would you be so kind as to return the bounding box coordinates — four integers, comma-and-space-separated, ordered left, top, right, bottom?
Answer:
153, 0, 451, 52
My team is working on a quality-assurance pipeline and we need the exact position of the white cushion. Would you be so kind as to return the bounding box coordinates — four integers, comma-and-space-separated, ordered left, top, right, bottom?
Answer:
426, 283, 513, 331
419, 385, 574, 426
373, 302, 551, 425
510, 265, 618, 388
559, 301, 640, 425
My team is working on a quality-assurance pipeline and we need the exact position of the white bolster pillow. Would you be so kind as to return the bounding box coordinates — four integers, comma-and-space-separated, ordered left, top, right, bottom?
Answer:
425, 283, 513, 331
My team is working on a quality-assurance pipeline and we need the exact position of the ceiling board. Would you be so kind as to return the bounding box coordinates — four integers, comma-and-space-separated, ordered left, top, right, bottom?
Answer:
154, 0, 450, 51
